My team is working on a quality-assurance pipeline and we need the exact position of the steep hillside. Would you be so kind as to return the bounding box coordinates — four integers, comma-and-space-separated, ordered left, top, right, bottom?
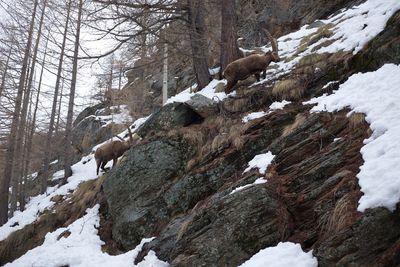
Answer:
1, 0, 400, 266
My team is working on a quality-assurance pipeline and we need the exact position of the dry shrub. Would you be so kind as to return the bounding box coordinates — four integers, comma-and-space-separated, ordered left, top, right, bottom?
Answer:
229, 124, 245, 150
348, 113, 366, 130
295, 24, 334, 55
282, 114, 307, 137
211, 134, 230, 152
297, 53, 330, 68
272, 78, 306, 101
214, 82, 226, 93
319, 192, 358, 238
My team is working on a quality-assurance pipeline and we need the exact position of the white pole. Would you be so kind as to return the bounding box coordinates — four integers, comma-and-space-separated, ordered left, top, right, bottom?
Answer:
162, 42, 168, 104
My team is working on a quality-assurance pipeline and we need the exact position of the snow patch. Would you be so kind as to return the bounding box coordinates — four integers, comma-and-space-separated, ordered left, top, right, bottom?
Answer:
242, 101, 291, 122
243, 152, 275, 175
239, 242, 318, 267
305, 64, 400, 212
6, 205, 168, 267
230, 178, 267, 195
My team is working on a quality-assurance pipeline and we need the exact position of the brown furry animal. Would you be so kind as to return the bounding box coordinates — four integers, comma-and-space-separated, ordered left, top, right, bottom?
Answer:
223, 30, 280, 94
94, 126, 140, 175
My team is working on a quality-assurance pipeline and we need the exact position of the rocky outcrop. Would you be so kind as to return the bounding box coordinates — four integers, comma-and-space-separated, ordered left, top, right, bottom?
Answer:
136, 102, 203, 137
102, 139, 192, 249
102, 9, 400, 266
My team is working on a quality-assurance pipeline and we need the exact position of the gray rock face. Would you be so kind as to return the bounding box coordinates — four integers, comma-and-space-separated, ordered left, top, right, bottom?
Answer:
186, 94, 219, 118
71, 115, 112, 154
73, 102, 107, 127
136, 102, 203, 137
103, 139, 191, 249
237, 0, 358, 47
171, 186, 290, 267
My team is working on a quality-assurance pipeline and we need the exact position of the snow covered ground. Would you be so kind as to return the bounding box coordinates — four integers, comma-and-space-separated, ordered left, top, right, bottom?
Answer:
5, 205, 168, 267
306, 64, 400, 212
242, 100, 291, 123
0, 115, 168, 267
239, 242, 317, 267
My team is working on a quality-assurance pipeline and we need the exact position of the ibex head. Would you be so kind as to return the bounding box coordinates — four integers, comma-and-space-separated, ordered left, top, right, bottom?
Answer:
264, 29, 280, 62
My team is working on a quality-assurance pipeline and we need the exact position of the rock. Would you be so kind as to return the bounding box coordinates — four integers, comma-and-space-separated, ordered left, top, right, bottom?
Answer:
186, 94, 219, 118
316, 207, 400, 266
136, 102, 203, 137
170, 186, 291, 266
350, 10, 400, 72
73, 102, 107, 127
71, 116, 113, 154
103, 139, 191, 250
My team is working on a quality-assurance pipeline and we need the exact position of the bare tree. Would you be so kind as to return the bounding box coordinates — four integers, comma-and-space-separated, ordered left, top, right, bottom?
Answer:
0, 0, 39, 225
63, 0, 83, 181
40, 0, 72, 193
219, 0, 240, 78
187, 0, 211, 90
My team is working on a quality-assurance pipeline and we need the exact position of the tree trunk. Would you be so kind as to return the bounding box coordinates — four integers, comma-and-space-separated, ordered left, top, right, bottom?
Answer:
63, 0, 83, 182
219, 0, 240, 78
12, 0, 48, 213
0, 46, 12, 100
21, 36, 49, 211
0, 0, 39, 225
55, 78, 64, 137
40, 0, 72, 194
187, 0, 211, 90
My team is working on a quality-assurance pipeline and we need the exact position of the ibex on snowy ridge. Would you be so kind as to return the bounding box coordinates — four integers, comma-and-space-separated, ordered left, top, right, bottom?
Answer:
95, 126, 141, 175
223, 30, 280, 94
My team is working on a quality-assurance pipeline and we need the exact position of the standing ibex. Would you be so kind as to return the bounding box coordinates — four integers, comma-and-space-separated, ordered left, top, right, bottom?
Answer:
223, 30, 280, 94
94, 126, 140, 175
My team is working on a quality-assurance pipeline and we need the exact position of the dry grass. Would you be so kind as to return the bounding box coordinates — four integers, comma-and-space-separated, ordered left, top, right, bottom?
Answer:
319, 192, 358, 238
294, 24, 334, 55
348, 113, 366, 130
272, 78, 306, 101
0, 176, 106, 265
211, 134, 230, 152
296, 53, 330, 68
282, 114, 307, 137
214, 82, 226, 93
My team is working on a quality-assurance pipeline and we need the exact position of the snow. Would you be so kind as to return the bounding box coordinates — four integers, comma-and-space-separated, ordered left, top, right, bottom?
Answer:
305, 64, 400, 212
0, 115, 147, 242
165, 79, 233, 104
230, 178, 267, 195
243, 152, 275, 175
94, 105, 132, 128
239, 242, 317, 267
6, 205, 168, 267
254, 0, 400, 86
242, 101, 291, 122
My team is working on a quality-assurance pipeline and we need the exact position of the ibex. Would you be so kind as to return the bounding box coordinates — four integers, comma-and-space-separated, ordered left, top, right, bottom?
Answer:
94, 126, 140, 175
223, 30, 280, 94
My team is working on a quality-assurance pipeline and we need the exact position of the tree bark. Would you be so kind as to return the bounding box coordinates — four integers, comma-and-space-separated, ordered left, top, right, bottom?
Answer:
219, 0, 240, 78
40, 0, 72, 194
12, 0, 48, 213
0, 0, 39, 225
0, 46, 12, 100
63, 0, 83, 182
187, 0, 211, 90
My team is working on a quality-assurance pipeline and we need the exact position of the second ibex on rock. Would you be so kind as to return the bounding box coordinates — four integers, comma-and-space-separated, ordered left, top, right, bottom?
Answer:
223, 30, 281, 94
95, 126, 140, 175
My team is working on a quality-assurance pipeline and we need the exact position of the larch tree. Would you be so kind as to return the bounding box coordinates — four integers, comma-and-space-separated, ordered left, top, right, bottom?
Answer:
0, 0, 39, 225
63, 0, 83, 182
40, 0, 73, 193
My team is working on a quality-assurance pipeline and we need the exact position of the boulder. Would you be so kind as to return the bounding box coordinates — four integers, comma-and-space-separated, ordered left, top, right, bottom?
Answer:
186, 94, 219, 118
103, 139, 191, 249
136, 102, 203, 137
